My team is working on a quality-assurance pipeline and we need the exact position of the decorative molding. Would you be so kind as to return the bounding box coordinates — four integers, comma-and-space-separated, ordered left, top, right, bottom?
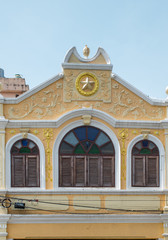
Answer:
141, 130, 151, 139
0, 119, 8, 129
8, 214, 165, 224
7, 88, 60, 119
0, 214, 11, 223
43, 129, 53, 182
82, 115, 92, 125
63, 70, 111, 103
8, 130, 16, 135
32, 129, 39, 135
20, 128, 29, 138
75, 72, 99, 96
118, 129, 129, 184
5, 109, 168, 129
1, 69, 167, 107
113, 73, 168, 106
62, 63, 112, 71
5, 189, 168, 195
110, 80, 164, 120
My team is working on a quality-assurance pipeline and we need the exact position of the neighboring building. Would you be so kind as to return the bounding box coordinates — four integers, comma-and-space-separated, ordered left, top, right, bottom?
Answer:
0, 69, 29, 98
0, 46, 168, 240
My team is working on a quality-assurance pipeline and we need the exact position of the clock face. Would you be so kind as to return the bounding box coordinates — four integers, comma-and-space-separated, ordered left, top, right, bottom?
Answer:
75, 72, 99, 96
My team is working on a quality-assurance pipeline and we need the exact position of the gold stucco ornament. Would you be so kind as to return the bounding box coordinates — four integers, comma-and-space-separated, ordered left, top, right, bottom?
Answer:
83, 45, 90, 58
75, 72, 99, 96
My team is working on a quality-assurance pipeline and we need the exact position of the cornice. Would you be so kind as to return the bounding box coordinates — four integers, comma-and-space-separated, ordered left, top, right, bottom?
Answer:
62, 63, 112, 71
8, 214, 164, 224
6, 108, 167, 129
112, 73, 167, 106
6, 189, 168, 195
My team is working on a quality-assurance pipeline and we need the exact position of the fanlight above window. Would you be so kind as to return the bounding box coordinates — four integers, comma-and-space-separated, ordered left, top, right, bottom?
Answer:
132, 140, 159, 187
11, 139, 40, 187
59, 126, 115, 187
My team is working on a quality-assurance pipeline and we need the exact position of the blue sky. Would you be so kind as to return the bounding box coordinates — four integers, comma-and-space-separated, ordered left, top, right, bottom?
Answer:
0, 0, 168, 99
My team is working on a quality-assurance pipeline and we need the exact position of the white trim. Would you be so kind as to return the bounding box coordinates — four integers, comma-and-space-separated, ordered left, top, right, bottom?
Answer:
0, 233, 8, 237
62, 63, 112, 71
1, 70, 167, 106
8, 214, 164, 224
64, 47, 112, 64
6, 133, 46, 190
6, 108, 168, 129
113, 73, 167, 106
53, 120, 120, 190
5, 189, 167, 194
0, 214, 11, 223
0, 119, 8, 129
126, 134, 165, 190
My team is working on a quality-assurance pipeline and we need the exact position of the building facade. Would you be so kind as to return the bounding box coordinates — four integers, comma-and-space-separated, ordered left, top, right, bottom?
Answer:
0, 69, 29, 98
0, 46, 168, 240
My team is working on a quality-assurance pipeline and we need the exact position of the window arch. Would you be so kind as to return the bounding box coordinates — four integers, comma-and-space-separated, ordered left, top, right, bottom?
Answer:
11, 139, 40, 187
6, 133, 46, 190
132, 139, 159, 187
59, 126, 115, 187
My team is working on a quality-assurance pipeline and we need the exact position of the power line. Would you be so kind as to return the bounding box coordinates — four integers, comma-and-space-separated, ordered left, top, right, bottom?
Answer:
0, 195, 163, 214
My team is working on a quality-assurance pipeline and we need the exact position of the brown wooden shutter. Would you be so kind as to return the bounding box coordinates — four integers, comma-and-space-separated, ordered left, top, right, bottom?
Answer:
146, 156, 159, 186
132, 156, 145, 186
60, 156, 73, 187
102, 156, 115, 187
88, 156, 100, 186
74, 156, 86, 186
26, 155, 40, 187
11, 155, 25, 187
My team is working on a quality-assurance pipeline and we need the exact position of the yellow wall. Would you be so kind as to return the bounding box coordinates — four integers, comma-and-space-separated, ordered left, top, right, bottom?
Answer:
7, 223, 163, 239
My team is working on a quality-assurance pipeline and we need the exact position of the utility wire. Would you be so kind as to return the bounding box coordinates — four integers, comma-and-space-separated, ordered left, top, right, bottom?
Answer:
0, 195, 163, 214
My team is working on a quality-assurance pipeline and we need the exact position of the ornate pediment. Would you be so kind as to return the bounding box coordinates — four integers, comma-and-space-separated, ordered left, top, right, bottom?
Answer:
2, 46, 167, 121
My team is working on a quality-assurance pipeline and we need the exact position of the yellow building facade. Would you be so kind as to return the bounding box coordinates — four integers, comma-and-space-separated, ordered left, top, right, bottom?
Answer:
0, 46, 168, 240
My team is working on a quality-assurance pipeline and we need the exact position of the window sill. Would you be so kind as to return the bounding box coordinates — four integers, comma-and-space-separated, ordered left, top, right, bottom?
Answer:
5, 187, 167, 195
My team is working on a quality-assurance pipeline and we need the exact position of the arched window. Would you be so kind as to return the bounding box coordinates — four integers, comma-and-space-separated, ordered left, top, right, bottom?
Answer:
11, 139, 40, 187
59, 126, 115, 187
132, 140, 159, 187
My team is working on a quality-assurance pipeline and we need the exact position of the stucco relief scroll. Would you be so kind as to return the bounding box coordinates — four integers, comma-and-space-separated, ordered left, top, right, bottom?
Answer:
7, 85, 61, 119
92, 81, 164, 120
110, 82, 163, 119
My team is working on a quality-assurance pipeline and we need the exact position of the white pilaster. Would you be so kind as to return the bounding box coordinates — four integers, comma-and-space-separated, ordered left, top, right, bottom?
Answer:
165, 130, 168, 188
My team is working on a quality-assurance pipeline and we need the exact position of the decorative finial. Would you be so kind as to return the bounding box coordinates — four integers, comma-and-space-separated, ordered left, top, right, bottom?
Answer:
83, 45, 90, 58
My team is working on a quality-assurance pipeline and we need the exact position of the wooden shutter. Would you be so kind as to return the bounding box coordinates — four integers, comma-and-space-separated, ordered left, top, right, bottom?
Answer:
11, 155, 25, 187
146, 156, 159, 186
26, 155, 40, 187
132, 156, 145, 186
88, 156, 100, 186
102, 156, 115, 187
60, 156, 73, 187
74, 156, 86, 186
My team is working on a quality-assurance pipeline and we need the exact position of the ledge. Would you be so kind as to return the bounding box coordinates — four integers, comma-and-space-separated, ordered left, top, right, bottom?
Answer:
8, 214, 164, 224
